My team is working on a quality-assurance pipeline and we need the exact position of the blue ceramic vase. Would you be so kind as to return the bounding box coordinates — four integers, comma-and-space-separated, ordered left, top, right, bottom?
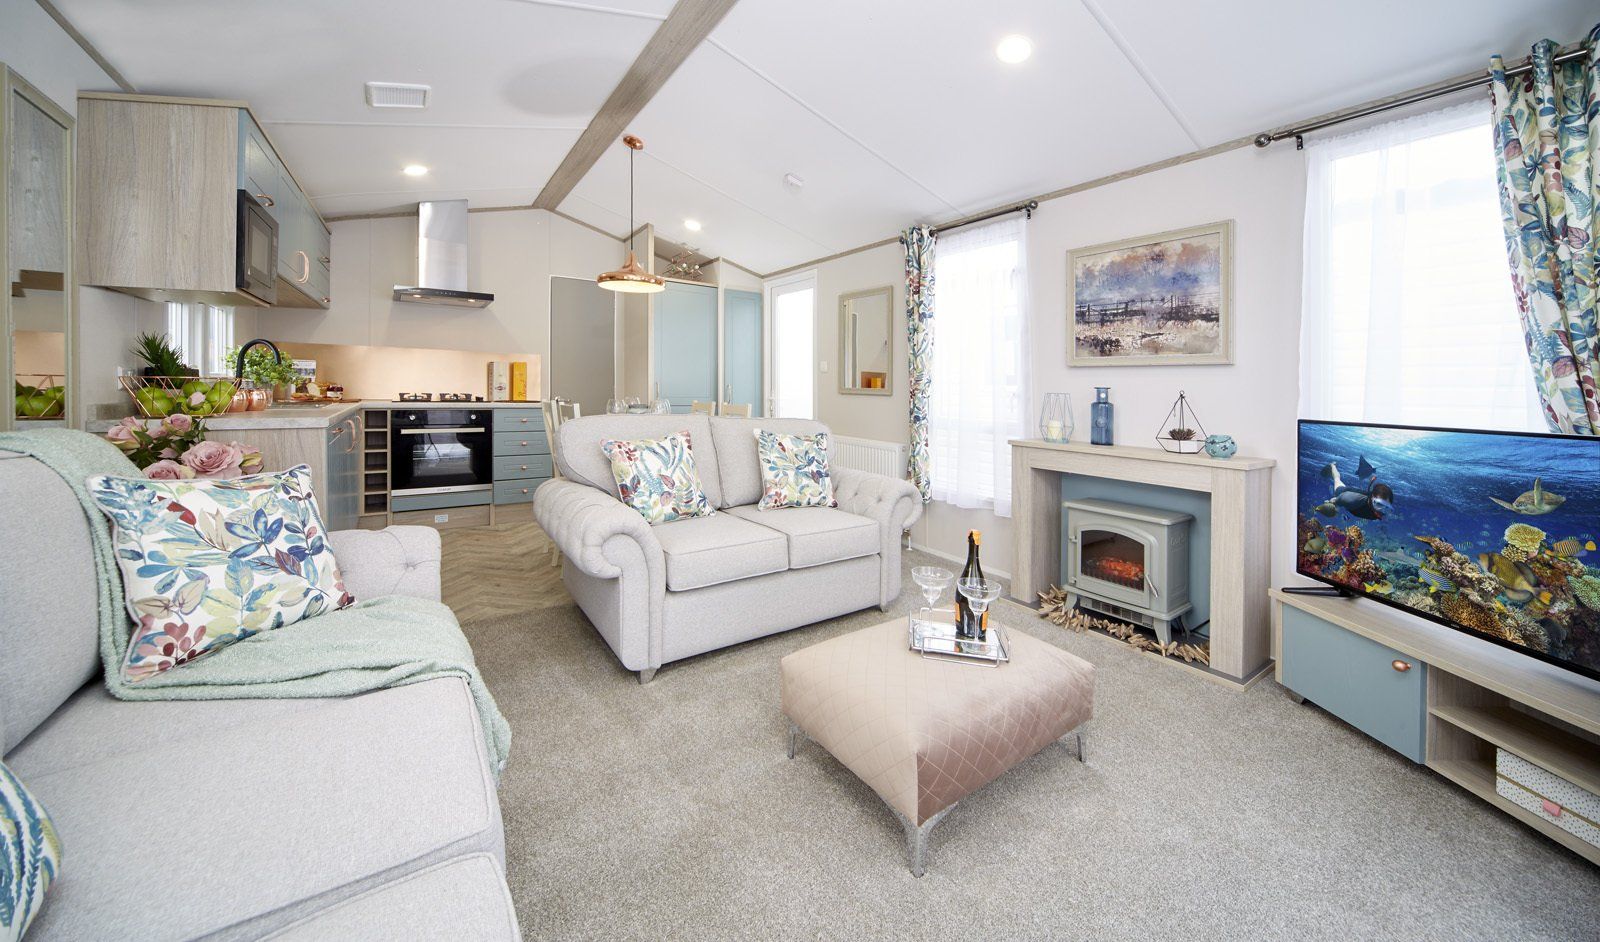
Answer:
1204, 434, 1238, 459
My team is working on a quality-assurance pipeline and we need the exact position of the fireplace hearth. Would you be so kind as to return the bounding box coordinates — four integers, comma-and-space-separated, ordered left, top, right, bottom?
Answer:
1063, 498, 1193, 645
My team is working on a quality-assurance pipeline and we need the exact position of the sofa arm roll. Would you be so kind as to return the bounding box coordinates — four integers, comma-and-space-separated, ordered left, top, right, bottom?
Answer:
328, 526, 443, 603
832, 467, 923, 532
534, 479, 664, 579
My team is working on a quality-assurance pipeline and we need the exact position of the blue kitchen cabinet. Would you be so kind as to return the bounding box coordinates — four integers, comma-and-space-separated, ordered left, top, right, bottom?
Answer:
493, 422, 551, 505
723, 289, 763, 416
654, 282, 718, 414
1280, 606, 1428, 762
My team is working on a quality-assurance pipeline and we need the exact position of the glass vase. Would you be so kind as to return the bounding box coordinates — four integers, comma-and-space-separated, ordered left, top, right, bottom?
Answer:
1038, 393, 1073, 443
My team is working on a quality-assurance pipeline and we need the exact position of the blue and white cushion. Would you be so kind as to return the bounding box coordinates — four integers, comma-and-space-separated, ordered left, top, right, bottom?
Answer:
1, 761, 61, 942
86, 464, 355, 682
601, 431, 714, 524
756, 430, 835, 510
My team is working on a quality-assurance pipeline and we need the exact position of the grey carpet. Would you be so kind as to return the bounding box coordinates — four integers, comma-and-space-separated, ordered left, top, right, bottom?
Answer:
457, 549, 1600, 941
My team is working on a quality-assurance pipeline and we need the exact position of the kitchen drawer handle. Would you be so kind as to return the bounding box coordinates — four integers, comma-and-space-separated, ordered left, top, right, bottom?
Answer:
1391, 660, 1412, 673
295, 250, 311, 285
520, 488, 530, 494
519, 464, 528, 471
519, 417, 530, 424
400, 427, 486, 435
519, 440, 529, 446
255, 193, 275, 207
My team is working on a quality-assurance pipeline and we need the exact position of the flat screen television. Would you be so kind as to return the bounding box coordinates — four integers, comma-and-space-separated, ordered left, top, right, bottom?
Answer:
1296, 419, 1600, 683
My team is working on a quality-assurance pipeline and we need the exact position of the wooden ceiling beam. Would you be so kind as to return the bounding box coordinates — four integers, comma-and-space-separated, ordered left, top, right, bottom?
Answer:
532, 0, 739, 211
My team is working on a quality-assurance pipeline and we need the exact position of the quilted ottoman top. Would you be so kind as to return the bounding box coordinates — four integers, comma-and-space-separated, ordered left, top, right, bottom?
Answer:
779, 620, 1095, 825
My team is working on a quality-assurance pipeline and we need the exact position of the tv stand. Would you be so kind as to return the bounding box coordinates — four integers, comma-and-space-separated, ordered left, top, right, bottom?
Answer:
1271, 589, 1600, 864
1280, 584, 1354, 598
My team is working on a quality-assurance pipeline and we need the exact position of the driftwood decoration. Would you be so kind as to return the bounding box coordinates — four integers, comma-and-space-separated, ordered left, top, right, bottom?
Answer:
1038, 585, 1210, 666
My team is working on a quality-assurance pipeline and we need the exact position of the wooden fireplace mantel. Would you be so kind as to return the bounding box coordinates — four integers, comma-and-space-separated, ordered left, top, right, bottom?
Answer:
1009, 438, 1276, 684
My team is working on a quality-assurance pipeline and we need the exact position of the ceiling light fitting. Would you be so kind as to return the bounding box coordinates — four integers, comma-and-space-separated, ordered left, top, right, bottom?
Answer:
402, 164, 429, 177
597, 134, 665, 295
996, 35, 1033, 64
683, 218, 702, 232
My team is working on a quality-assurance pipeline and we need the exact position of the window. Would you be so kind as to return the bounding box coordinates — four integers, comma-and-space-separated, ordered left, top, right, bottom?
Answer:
1300, 101, 1542, 432
767, 272, 816, 419
165, 302, 235, 376
929, 216, 1030, 516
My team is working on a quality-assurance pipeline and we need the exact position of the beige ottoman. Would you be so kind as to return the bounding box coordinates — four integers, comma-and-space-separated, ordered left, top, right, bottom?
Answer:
780, 619, 1095, 876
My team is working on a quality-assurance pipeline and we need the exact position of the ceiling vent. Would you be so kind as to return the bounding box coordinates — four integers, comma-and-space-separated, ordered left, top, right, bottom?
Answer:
365, 82, 430, 109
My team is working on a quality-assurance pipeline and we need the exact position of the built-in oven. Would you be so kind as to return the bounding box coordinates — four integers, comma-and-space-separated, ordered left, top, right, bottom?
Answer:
236, 189, 278, 304
390, 409, 493, 501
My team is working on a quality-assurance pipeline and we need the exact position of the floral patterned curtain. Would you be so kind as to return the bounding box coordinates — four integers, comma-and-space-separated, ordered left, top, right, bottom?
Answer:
901, 225, 937, 500
1490, 26, 1600, 435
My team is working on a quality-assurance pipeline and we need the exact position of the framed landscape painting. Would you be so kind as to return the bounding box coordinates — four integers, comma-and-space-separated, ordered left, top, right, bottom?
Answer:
1067, 220, 1234, 366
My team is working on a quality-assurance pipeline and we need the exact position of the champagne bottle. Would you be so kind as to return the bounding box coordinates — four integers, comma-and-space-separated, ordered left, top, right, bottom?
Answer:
956, 530, 985, 640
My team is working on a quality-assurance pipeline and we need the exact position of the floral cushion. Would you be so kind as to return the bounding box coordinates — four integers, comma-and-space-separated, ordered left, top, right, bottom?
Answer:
87, 464, 355, 683
1, 761, 61, 942
756, 429, 836, 510
601, 431, 714, 524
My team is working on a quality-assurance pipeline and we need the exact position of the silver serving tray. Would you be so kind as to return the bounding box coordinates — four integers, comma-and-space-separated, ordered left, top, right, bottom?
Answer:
909, 608, 1010, 666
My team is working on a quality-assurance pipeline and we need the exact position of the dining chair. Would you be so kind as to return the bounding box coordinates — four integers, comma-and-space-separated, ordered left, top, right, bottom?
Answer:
689, 400, 715, 415
542, 398, 582, 567
719, 402, 752, 418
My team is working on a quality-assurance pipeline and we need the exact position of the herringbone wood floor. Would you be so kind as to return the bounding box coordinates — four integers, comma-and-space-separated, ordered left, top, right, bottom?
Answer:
441, 520, 566, 624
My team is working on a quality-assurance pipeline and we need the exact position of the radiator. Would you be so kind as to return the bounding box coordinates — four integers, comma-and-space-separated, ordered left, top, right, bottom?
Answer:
831, 436, 908, 479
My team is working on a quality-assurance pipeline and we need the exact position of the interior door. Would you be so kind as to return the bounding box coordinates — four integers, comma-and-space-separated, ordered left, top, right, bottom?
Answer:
550, 275, 616, 416
723, 289, 763, 417
653, 282, 716, 414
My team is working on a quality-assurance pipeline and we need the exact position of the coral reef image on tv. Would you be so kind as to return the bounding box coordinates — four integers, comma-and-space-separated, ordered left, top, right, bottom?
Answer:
1297, 420, 1600, 681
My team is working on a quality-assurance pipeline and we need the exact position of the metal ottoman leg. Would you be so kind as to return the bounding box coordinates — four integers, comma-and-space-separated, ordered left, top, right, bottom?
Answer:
787, 721, 804, 759
893, 804, 954, 878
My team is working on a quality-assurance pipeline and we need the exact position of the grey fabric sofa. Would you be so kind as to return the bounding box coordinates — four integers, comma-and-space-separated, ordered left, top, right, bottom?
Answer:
0, 450, 519, 942
534, 415, 922, 682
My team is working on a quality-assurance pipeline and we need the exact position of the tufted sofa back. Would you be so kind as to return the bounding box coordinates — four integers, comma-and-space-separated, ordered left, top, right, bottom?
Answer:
707, 417, 831, 508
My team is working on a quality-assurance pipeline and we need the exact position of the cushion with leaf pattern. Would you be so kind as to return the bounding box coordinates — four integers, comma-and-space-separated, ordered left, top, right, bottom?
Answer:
756, 429, 836, 510
86, 464, 354, 682
1, 761, 61, 942
601, 430, 715, 524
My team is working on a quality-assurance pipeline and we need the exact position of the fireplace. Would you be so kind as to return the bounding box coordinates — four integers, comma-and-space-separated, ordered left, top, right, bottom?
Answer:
1063, 499, 1193, 645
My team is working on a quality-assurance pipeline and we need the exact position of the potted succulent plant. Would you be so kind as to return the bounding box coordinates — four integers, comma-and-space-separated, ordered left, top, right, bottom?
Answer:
132, 332, 195, 379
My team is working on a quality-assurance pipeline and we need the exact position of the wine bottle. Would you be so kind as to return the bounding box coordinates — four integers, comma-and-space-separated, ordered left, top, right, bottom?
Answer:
956, 530, 985, 640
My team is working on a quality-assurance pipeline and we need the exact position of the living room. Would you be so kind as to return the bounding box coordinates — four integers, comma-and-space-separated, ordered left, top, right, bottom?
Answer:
1, 1, 1598, 939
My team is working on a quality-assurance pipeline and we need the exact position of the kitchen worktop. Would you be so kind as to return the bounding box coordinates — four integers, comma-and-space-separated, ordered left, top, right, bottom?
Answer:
89, 401, 361, 432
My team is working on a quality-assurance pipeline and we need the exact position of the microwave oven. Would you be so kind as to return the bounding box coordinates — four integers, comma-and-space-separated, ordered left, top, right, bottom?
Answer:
236, 189, 278, 304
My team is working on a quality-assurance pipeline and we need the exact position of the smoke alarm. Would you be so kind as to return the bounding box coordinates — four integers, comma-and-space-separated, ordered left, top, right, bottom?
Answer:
365, 82, 431, 109
783, 172, 805, 192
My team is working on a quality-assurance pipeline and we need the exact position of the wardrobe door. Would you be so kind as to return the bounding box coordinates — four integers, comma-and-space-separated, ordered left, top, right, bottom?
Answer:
653, 282, 716, 414
722, 289, 763, 417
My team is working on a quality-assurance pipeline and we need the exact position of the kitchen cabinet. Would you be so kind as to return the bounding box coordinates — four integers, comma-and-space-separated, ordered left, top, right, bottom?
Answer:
654, 282, 717, 414
324, 415, 361, 531
2, 66, 75, 431
723, 288, 763, 417
77, 93, 330, 310
492, 412, 551, 507
216, 409, 362, 531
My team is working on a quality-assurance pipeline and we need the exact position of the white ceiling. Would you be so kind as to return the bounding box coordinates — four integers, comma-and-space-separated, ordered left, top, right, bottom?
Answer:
51, 0, 1600, 272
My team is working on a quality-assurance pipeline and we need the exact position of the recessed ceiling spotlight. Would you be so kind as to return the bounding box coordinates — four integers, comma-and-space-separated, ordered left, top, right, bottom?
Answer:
683, 218, 703, 232
996, 34, 1033, 64
402, 164, 429, 177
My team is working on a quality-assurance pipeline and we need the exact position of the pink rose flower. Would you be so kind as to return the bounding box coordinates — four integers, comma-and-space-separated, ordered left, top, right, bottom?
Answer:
158, 446, 179, 460
163, 412, 195, 433
180, 440, 244, 479
120, 415, 143, 428
228, 442, 265, 475
144, 459, 196, 480
105, 421, 141, 451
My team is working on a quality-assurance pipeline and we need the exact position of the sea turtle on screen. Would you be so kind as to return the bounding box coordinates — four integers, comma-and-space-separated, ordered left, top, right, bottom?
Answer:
1490, 477, 1565, 516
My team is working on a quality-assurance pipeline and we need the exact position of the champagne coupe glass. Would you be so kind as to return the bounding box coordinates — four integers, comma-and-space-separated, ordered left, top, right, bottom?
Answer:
957, 578, 1003, 639
911, 566, 954, 609
651, 397, 671, 414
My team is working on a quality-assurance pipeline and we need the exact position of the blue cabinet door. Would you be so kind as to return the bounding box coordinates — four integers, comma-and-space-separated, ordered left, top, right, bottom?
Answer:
1280, 607, 1427, 762
724, 289, 763, 417
654, 282, 717, 414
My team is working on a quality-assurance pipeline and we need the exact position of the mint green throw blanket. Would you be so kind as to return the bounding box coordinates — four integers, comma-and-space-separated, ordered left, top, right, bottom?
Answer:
0, 430, 510, 777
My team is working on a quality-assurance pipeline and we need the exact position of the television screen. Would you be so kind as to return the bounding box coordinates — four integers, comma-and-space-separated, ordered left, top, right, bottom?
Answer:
1297, 420, 1600, 682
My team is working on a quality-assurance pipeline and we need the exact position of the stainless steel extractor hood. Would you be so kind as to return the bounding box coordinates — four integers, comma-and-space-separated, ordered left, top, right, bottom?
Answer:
392, 199, 494, 307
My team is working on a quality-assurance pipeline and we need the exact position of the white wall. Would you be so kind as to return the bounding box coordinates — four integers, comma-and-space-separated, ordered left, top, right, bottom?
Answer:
267, 208, 619, 399
799, 144, 1307, 583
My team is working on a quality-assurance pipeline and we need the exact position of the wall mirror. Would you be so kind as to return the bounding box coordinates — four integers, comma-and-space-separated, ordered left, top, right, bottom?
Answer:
839, 285, 892, 396
2, 65, 75, 430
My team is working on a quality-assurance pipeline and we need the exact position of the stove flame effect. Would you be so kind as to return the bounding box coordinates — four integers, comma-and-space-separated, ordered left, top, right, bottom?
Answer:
1084, 556, 1145, 589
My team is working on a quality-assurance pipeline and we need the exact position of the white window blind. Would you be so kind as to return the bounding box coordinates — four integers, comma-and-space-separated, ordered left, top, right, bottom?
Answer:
929, 216, 1030, 517
165, 302, 235, 376
1300, 102, 1542, 432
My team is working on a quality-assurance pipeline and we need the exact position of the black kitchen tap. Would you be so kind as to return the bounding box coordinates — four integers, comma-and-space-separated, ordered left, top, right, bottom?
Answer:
234, 338, 283, 383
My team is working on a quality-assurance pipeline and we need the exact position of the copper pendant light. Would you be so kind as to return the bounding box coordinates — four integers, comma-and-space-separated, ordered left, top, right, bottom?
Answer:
597, 135, 665, 294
